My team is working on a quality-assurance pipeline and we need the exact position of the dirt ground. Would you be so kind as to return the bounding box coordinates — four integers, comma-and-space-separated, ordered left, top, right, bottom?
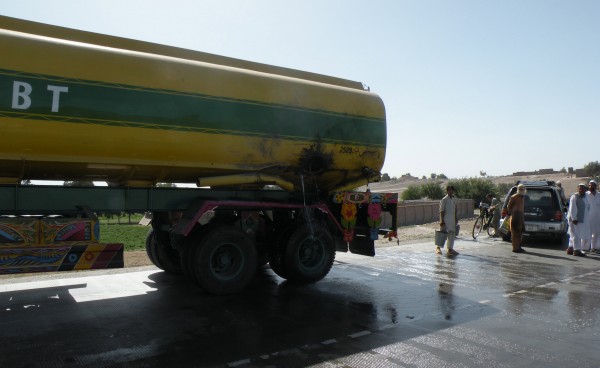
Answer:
125, 250, 154, 267
378, 216, 478, 246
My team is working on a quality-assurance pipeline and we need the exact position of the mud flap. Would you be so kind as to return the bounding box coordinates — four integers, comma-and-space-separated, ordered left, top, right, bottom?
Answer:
335, 238, 348, 253
348, 233, 375, 256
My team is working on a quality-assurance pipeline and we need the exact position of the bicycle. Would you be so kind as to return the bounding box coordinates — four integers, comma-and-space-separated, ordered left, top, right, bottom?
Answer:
472, 202, 496, 239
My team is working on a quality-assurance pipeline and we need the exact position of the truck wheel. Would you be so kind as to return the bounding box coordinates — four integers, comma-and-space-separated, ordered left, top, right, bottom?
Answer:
145, 229, 157, 266
148, 230, 183, 274
284, 223, 335, 284
191, 225, 257, 294
181, 223, 221, 284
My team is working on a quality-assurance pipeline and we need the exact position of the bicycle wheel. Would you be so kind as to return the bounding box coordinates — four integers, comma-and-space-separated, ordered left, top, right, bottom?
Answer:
487, 217, 496, 237
472, 217, 484, 239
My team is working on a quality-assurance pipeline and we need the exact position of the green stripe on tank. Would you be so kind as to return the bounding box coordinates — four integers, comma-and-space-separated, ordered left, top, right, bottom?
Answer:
0, 69, 386, 147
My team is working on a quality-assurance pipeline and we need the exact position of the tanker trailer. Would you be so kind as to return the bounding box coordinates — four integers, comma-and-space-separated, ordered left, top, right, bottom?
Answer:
0, 16, 398, 294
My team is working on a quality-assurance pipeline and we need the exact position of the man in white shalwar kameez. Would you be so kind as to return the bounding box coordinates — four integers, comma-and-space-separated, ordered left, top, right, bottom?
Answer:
586, 180, 600, 254
568, 184, 590, 257
437, 185, 459, 257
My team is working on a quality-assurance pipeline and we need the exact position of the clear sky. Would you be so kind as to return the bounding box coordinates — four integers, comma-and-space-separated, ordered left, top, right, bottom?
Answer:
2, 1, 599, 179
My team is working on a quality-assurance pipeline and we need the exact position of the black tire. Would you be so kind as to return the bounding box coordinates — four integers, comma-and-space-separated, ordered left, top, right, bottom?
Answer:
501, 232, 511, 242
472, 217, 484, 239
181, 223, 221, 284
283, 223, 335, 284
145, 229, 157, 266
148, 230, 183, 274
487, 219, 496, 237
191, 225, 257, 295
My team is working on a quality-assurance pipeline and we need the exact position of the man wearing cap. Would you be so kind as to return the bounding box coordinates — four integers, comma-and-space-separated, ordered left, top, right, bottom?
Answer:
507, 184, 527, 253
586, 180, 600, 254
567, 184, 590, 257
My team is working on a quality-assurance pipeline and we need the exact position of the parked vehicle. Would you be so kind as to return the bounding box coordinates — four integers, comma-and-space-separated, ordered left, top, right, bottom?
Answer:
498, 181, 567, 244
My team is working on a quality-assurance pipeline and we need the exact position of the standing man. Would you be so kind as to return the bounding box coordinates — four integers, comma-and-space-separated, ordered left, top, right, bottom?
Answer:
486, 193, 501, 236
586, 180, 600, 254
437, 185, 459, 257
507, 184, 527, 253
567, 183, 590, 257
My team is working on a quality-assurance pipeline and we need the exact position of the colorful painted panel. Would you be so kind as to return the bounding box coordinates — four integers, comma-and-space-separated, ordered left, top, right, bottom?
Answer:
0, 218, 38, 244
0, 242, 124, 274
330, 191, 399, 246
332, 191, 399, 205
40, 219, 97, 243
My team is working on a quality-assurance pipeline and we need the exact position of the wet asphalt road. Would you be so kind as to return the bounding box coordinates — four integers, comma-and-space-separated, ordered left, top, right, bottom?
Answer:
1, 235, 600, 368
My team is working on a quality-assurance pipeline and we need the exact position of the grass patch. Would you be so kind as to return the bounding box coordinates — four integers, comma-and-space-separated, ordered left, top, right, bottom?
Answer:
97, 213, 148, 251
98, 213, 145, 225
100, 223, 149, 251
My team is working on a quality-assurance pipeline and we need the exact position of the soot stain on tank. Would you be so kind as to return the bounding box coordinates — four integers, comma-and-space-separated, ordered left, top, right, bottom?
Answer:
298, 142, 333, 175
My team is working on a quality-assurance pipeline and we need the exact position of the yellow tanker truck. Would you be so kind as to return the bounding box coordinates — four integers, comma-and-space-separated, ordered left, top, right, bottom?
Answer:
0, 16, 398, 294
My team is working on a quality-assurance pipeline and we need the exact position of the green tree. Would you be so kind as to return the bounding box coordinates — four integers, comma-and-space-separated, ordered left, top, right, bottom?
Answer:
584, 161, 600, 177
448, 178, 496, 208
381, 173, 391, 181
400, 185, 422, 200
438, 173, 448, 179
400, 178, 512, 206
420, 181, 445, 200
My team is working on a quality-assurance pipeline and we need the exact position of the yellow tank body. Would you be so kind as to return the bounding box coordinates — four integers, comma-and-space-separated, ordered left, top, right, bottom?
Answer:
0, 16, 387, 192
